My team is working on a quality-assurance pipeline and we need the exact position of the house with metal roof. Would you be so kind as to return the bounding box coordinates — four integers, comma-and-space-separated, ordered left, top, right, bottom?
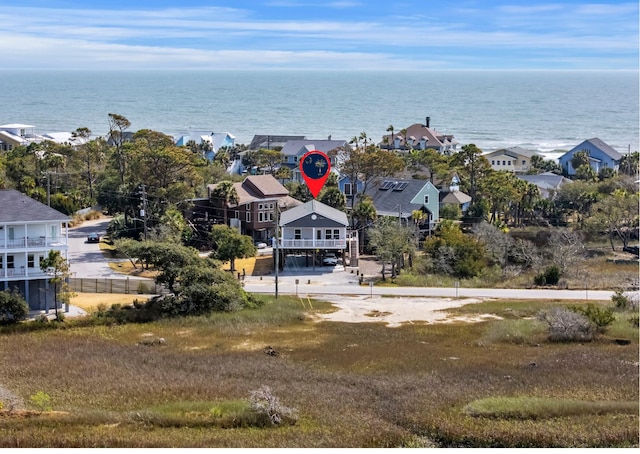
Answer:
558, 138, 623, 176
517, 171, 572, 199
484, 146, 542, 173
0, 189, 70, 311
247, 135, 307, 151
0, 124, 42, 151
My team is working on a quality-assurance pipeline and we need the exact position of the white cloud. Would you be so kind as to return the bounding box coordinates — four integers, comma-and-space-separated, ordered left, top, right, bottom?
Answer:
0, 3, 636, 69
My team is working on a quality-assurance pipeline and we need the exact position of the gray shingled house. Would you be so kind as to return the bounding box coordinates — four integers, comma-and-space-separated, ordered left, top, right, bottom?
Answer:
0, 189, 70, 311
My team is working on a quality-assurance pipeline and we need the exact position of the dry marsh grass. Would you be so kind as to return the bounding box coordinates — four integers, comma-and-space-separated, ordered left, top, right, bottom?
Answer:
0, 297, 637, 448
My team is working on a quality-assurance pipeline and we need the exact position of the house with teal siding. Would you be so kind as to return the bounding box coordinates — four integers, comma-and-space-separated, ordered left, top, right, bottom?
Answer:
558, 138, 622, 176
362, 179, 440, 234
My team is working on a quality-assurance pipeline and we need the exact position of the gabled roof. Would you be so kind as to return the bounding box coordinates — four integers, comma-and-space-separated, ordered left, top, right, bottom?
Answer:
380, 123, 458, 149
517, 171, 571, 190
248, 135, 306, 150
280, 139, 348, 157
440, 191, 472, 205
207, 175, 298, 207
0, 189, 70, 223
363, 178, 437, 217
484, 146, 540, 159
279, 199, 348, 226
563, 138, 623, 160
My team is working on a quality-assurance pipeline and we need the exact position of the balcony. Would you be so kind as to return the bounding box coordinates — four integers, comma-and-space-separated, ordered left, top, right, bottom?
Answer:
0, 237, 67, 249
280, 239, 346, 249
1, 268, 49, 279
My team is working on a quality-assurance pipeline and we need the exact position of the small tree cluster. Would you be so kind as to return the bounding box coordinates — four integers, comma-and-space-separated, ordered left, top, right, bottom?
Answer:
533, 265, 561, 286
569, 304, 615, 332
0, 289, 29, 325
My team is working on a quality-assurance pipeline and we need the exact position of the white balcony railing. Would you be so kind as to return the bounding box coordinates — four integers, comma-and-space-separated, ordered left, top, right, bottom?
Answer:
280, 239, 346, 249
0, 237, 67, 249
1, 268, 49, 279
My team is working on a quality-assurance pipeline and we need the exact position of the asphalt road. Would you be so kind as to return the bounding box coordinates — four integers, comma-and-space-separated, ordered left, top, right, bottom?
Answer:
67, 217, 148, 280
243, 274, 615, 301
66, 217, 617, 302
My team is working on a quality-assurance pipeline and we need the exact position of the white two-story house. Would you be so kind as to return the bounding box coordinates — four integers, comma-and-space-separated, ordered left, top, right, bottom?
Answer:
0, 189, 70, 311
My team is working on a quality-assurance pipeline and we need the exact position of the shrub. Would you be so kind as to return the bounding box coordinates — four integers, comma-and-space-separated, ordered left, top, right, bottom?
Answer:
0, 289, 30, 324
627, 315, 639, 328
611, 290, 639, 310
29, 391, 52, 413
534, 265, 561, 286
569, 304, 615, 332
537, 307, 596, 342
249, 385, 298, 426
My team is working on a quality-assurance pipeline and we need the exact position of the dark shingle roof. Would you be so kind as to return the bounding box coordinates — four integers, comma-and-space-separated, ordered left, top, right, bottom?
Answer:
363, 179, 432, 217
0, 189, 70, 223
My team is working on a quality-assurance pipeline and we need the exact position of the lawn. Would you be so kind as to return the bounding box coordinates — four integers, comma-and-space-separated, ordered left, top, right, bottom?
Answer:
0, 297, 637, 448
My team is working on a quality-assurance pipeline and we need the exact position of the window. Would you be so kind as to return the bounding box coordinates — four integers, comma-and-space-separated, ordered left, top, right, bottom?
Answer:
522, 160, 526, 166
491, 160, 495, 165
333, 229, 340, 239
294, 229, 301, 240
258, 203, 263, 210
28, 254, 34, 268
424, 195, 429, 204
246, 211, 251, 222
344, 183, 352, 196
316, 230, 322, 240
258, 212, 264, 222
8, 227, 14, 240
325, 229, 332, 239
507, 160, 511, 166
502, 160, 506, 166
7, 255, 14, 269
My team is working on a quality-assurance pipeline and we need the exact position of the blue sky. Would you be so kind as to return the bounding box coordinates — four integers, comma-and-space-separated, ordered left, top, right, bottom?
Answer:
1, 1, 638, 70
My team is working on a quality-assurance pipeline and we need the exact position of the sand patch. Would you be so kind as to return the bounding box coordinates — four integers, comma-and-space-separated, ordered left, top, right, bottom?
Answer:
314, 295, 499, 327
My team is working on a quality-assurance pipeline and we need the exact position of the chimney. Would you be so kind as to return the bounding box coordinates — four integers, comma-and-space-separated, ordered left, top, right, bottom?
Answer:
425, 117, 430, 128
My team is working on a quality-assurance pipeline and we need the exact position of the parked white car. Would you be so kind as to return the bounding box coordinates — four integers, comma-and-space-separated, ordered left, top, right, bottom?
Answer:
322, 253, 338, 266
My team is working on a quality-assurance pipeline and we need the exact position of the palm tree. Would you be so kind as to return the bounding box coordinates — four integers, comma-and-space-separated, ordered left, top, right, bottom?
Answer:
352, 198, 377, 252
386, 125, 395, 150
210, 180, 238, 226
359, 131, 368, 151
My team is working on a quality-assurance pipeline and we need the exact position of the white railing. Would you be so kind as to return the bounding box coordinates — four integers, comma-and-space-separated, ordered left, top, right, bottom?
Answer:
1, 268, 49, 278
280, 239, 346, 249
0, 237, 66, 249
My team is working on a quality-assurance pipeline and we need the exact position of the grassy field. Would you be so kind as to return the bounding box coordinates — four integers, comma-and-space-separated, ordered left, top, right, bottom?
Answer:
0, 296, 637, 448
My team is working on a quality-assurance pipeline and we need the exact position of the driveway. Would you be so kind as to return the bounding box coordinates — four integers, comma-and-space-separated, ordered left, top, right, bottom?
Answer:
67, 217, 148, 281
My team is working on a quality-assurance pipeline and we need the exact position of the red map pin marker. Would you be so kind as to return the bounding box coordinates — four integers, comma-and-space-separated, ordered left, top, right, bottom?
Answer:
300, 150, 331, 198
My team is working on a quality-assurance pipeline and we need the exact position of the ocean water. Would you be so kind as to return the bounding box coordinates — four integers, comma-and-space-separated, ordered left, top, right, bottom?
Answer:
0, 70, 638, 155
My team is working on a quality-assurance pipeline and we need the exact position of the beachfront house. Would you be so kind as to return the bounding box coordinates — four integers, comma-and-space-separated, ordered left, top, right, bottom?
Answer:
484, 146, 542, 173
558, 138, 622, 176
379, 117, 458, 155
0, 189, 70, 311
175, 130, 236, 162
0, 123, 41, 151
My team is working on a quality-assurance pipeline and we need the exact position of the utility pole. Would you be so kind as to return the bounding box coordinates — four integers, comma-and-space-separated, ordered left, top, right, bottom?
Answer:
141, 184, 148, 241
46, 172, 51, 207
274, 202, 279, 299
